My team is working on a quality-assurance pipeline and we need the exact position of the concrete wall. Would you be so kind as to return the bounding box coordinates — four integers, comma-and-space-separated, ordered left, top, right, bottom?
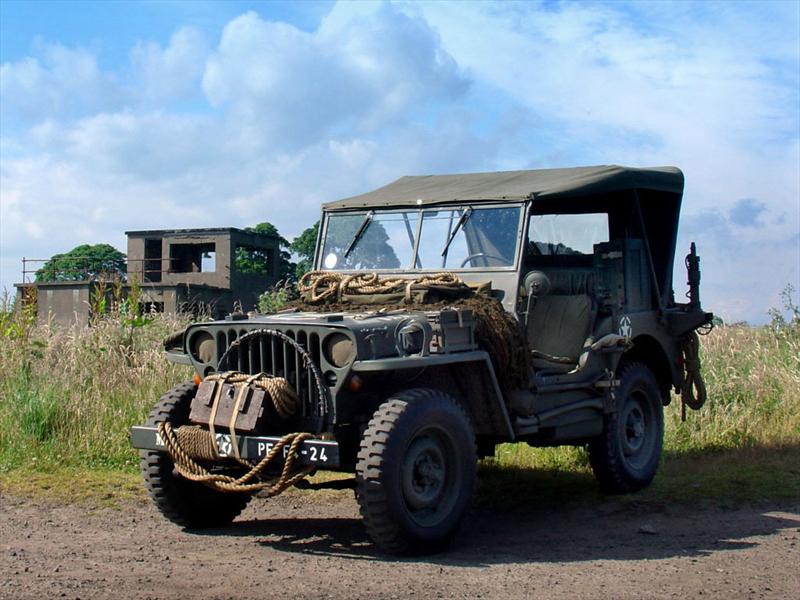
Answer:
15, 281, 94, 326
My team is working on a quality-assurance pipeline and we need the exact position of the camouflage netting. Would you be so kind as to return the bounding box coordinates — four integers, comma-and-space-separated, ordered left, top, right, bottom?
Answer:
290, 271, 531, 390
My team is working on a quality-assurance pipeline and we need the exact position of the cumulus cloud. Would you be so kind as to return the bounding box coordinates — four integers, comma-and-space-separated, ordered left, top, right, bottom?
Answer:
202, 6, 468, 150
130, 26, 209, 105
0, 43, 125, 125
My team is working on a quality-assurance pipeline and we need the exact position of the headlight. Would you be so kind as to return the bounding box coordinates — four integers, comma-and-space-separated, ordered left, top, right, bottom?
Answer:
397, 321, 425, 355
324, 333, 355, 367
190, 331, 215, 363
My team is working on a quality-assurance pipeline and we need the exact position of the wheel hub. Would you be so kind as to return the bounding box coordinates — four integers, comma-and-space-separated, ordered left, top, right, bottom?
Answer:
621, 403, 647, 456
403, 437, 446, 509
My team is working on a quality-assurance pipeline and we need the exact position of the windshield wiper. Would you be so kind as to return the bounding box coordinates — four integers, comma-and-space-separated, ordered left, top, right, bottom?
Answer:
343, 211, 374, 259
441, 207, 473, 257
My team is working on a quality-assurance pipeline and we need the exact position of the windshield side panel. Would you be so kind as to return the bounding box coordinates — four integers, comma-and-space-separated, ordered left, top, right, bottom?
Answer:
416, 206, 522, 270
321, 210, 419, 270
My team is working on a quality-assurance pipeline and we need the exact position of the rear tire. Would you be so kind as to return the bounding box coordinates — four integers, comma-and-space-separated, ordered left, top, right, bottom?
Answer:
355, 388, 477, 555
589, 362, 664, 493
140, 381, 251, 528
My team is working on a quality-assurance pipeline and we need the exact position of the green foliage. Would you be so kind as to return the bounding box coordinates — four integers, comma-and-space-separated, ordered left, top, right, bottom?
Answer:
36, 243, 126, 282
257, 286, 290, 314
768, 284, 799, 333
0, 290, 37, 340
12, 379, 64, 443
322, 215, 400, 270
0, 310, 191, 472
235, 221, 295, 281
290, 221, 319, 280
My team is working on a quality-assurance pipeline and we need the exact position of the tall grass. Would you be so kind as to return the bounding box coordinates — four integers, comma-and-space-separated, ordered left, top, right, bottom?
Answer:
0, 292, 797, 489
0, 297, 190, 472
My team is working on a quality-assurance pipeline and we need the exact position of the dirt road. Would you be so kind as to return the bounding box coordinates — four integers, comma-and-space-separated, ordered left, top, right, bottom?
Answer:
1, 488, 798, 600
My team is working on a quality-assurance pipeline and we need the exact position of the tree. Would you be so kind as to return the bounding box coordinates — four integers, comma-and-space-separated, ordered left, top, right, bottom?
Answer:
235, 222, 295, 281
289, 221, 319, 279
320, 215, 400, 270
36, 244, 126, 282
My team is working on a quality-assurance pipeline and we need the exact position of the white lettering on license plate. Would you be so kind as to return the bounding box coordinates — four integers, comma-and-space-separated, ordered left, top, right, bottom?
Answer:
253, 441, 328, 462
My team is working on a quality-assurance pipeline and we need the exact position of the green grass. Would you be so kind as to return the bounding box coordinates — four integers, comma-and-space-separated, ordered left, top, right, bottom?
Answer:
476, 443, 800, 510
1, 295, 798, 507
0, 468, 144, 508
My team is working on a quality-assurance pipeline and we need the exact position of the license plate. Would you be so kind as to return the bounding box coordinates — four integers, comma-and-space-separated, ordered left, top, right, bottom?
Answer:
130, 426, 340, 467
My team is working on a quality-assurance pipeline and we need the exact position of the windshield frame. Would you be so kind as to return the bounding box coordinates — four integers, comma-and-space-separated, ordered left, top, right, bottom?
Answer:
316, 201, 526, 273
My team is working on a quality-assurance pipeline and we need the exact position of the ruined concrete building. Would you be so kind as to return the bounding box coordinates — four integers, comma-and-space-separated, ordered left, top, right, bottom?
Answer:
15, 227, 281, 325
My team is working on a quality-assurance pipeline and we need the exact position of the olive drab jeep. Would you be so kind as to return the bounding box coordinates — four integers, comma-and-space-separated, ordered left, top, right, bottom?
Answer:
132, 165, 713, 554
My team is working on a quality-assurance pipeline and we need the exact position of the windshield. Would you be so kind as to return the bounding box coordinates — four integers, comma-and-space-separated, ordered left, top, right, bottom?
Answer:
320, 205, 522, 271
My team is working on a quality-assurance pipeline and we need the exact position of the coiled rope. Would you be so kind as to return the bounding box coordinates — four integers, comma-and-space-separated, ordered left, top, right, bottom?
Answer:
681, 331, 707, 412
157, 421, 313, 495
297, 270, 464, 303
157, 371, 313, 495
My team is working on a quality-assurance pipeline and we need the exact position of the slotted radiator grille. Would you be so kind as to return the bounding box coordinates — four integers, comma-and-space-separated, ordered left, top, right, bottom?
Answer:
215, 328, 326, 424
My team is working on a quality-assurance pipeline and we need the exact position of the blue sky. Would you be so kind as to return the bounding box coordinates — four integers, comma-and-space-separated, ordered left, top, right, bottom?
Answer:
1, 0, 798, 323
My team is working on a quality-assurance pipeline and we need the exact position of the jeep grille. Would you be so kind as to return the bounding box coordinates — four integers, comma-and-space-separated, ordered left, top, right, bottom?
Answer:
215, 327, 328, 430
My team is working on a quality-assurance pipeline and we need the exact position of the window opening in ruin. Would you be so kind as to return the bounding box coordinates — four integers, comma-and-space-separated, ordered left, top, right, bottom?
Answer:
139, 301, 164, 314
144, 239, 162, 282
201, 250, 216, 273
169, 242, 216, 273
234, 244, 274, 276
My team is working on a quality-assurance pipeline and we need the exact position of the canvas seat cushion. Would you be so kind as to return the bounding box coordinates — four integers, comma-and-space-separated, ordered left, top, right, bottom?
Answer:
527, 294, 593, 368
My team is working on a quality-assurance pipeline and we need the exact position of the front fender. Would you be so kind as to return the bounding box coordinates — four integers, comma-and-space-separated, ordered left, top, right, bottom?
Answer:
351, 351, 515, 440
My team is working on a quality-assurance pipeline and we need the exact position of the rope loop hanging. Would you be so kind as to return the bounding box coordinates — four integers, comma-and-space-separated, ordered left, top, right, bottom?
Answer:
681, 331, 707, 415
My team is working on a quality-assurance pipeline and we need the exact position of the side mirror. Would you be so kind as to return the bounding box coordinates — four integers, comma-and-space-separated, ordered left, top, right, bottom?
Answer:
523, 270, 551, 298
522, 271, 551, 330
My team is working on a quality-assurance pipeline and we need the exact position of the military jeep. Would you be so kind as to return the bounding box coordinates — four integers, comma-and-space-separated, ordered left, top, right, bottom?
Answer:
132, 165, 712, 554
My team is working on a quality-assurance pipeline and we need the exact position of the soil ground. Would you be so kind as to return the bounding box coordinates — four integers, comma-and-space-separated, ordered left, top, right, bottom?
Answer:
1, 487, 798, 600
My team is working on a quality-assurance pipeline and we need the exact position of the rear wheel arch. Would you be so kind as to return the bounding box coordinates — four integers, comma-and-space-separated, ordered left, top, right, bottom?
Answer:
622, 335, 675, 403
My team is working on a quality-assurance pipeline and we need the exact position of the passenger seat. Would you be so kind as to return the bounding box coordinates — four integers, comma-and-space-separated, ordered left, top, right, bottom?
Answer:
526, 270, 595, 372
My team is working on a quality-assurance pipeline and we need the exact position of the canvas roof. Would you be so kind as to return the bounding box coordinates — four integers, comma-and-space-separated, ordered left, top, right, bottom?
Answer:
323, 165, 684, 210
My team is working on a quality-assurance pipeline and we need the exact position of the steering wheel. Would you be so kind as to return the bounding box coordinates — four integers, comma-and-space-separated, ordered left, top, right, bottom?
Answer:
459, 253, 507, 268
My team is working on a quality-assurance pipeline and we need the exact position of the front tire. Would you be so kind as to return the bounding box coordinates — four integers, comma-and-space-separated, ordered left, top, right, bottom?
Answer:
589, 362, 664, 494
140, 381, 252, 528
356, 389, 477, 555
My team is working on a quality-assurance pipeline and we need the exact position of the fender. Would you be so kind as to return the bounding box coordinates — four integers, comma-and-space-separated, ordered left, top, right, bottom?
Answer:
352, 351, 514, 439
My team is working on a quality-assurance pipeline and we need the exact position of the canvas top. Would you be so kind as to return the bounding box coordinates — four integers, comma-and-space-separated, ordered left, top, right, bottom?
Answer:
323, 165, 684, 210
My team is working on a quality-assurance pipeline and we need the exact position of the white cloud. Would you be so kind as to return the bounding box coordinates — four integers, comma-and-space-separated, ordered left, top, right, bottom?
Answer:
201, 7, 468, 150
410, 0, 799, 321
0, 43, 124, 124
0, 5, 479, 286
130, 26, 209, 105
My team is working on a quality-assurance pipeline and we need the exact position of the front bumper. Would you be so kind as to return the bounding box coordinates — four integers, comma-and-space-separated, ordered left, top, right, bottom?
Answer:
130, 426, 340, 467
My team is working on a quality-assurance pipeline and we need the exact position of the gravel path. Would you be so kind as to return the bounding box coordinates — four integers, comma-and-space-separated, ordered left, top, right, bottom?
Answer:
1, 490, 798, 599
